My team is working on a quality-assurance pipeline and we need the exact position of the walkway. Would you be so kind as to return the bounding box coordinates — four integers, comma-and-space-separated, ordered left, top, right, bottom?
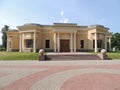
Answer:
0, 60, 120, 90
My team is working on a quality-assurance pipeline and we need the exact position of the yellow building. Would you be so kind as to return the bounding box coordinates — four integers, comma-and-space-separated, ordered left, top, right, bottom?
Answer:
6, 23, 112, 52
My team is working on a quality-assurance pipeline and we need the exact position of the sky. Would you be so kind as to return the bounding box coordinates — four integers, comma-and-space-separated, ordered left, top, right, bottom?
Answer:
0, 0, 120, 45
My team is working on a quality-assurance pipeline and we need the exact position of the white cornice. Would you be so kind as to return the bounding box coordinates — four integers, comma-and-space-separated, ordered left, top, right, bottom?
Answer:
19, 30, 37, 33
53, 30, 77, 33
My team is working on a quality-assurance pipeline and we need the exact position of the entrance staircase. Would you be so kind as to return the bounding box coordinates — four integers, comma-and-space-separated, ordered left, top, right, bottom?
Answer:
45, 52, 102, 60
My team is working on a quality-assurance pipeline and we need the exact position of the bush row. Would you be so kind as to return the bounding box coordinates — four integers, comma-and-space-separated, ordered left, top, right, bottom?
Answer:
0, 48, 6, 51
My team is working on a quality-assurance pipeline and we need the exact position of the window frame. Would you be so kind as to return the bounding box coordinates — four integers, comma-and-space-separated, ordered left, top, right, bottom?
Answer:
80, 40, 84, 48
45, 40, 50, 48
25, 39, 33, 48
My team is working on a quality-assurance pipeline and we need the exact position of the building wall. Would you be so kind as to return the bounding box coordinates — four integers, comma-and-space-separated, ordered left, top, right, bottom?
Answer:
7, 31, 19, 51
37, 32, 42, 49
76, 30, 89, 51
12, 34, 19, 50
6, 23, 112, 52
41, 30, 54, 50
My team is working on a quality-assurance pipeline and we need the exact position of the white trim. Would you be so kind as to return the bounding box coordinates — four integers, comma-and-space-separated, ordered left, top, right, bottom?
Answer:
104, 34, 107, 50
33, 31, 36, 52
54, 33, 57, 52
7, 36, 9, 52
54, 30, 77, 33
57, 33, 60, 52
95, 33, 98, 52
70, 33, 73, 52
19, 33, 22, 52
109, 37, 111, 51
74, 33, 76, 52
20, 30, 36, 33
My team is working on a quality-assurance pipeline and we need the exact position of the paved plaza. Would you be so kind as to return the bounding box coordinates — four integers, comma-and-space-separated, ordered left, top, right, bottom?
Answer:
0, 60, 120, 90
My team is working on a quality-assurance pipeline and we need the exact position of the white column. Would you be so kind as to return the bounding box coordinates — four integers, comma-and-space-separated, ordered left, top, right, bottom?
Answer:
22, 33, 25, 51
94, 33, 98, 52
109, 37, 111, 51
74, 33, 76, 52
54, 33, 57, 52
71, 33, 73, 52
57, 33, 60, 52
33, 31, 36, 52
104, 35, 107, 50
19, 33, 22, 52
6, 36, 9, 52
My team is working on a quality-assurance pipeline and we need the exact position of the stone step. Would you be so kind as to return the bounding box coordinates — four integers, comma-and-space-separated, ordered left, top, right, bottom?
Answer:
45, 54, 101, 60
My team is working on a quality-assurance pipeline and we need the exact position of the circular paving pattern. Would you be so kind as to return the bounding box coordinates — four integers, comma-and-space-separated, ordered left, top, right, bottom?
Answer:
0, 60, 120, 90
61, 73, 120, 90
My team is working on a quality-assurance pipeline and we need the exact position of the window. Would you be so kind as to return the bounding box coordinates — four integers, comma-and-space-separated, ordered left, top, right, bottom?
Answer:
93, 40, 102, 48
46, 40, 50, 48
25, 39, 33, 48
80, 40, 84, 48
97, 40, 102, 48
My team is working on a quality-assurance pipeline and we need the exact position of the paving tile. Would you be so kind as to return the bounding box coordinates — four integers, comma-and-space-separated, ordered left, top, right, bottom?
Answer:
0, 60, 120, 90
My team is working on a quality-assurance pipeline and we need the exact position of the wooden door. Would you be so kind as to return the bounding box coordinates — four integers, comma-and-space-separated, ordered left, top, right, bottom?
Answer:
60, 40, 70, 52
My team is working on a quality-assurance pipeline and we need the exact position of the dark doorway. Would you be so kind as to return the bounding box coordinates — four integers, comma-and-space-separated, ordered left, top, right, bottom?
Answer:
60, 40, 70, 52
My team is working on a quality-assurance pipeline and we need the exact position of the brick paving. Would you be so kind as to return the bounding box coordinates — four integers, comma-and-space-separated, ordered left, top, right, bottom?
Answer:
0, 60, 120, 90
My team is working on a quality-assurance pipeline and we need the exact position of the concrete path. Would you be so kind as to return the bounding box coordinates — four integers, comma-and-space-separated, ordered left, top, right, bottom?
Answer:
0, 60, 120, 90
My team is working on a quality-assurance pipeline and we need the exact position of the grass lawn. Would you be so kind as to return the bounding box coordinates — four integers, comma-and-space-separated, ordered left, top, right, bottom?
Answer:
107, 51, 120, 60
0, 51, 119, 60
0, 52, 38, 60
90, 51, 120, 60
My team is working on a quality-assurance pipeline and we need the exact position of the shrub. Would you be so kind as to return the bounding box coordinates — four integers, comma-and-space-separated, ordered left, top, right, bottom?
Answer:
0, 48, 6, 51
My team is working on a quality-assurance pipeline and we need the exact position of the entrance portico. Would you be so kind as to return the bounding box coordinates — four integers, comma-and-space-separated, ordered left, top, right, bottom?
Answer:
53, 32, 77, 52
92, 33, 112, 52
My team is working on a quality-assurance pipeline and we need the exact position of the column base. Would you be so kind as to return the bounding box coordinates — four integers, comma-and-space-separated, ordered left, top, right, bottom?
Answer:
54, 49, 57, 52
70, 49, 73, 52
95, 49, 98, 52
74, 49, 76, 52
19, 50, 22, 52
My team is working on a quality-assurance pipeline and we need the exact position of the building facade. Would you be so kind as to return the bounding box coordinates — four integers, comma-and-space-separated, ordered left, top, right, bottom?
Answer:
6, 23, 112, 52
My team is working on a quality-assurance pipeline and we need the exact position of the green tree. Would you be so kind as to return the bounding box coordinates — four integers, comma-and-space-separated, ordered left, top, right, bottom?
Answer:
1, 25, 9, 48
111, 32, 120, 51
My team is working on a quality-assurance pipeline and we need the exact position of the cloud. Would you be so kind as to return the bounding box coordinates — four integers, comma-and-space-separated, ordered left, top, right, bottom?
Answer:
61, 10, 64, 17
63, 18, 68, 23
60, 10, 69, 23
